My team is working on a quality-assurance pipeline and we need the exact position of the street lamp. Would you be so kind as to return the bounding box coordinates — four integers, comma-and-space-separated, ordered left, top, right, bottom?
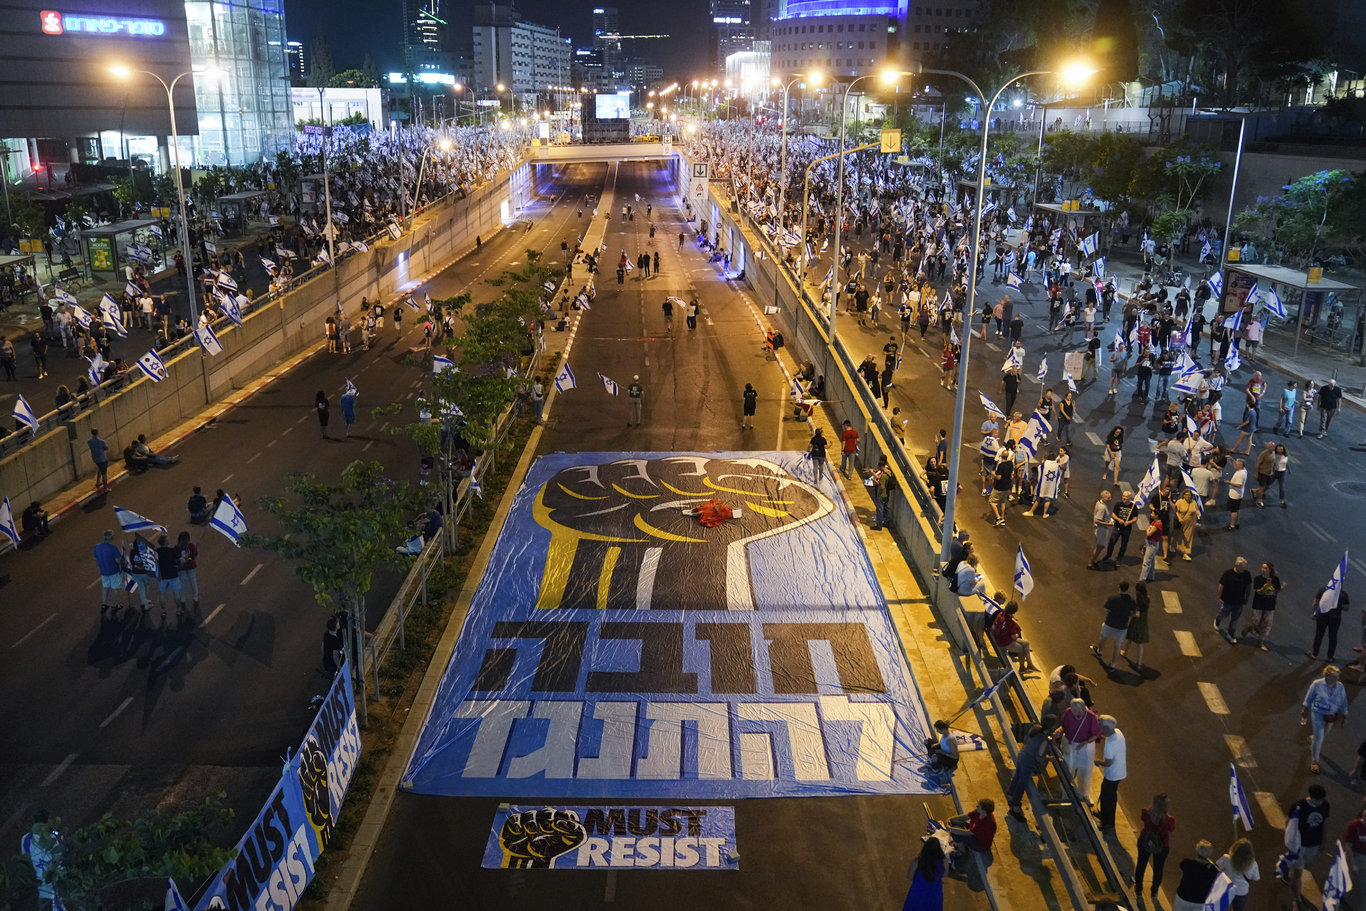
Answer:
110, 64, 220, 324
777, 71, 822, 239
921, 62, 1094, 564
828, 69, 907, 327
410, 137, 453, 217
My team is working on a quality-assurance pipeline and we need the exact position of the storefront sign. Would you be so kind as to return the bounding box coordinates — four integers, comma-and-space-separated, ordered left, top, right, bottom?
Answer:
41, 10, 167, 37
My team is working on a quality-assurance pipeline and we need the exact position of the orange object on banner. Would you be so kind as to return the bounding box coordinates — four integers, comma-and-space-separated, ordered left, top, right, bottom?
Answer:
696, 499, 733, 527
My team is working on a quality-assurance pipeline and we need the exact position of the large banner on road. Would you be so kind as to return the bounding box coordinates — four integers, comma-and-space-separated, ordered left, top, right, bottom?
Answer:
402, 452, 939, 799
482, 805, 737, 870
194, 664, 360, 911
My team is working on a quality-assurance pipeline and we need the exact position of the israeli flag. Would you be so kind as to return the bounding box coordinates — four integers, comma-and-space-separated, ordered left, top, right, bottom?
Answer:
260, 257, 276, 274
1229, 763, 1254, 830
149, 222, 163, 238
1324, 841, 1354, 911
424, 293, 433, 312
1066, 374, 1078, 393
1036, 356, 1048, 383
315, 247, 332, 266
950, 325, 960, 346
543, 280, 557, 294
1019, 411, 1052, 457
12, 395, 38, 433
1226, 308, 1244, 334
220, 293, 243, 327
344, 377, 359, 399
468, 464, 484, 501
194, 324, 223, 356
1180, 468, 1206, 517
125, 281, 141, 298
1007, 206, 1017, 223
0, 497, 18, 546
433, 354, 456, 375
1263, 284, 1287, 318
576, 293, 592, 311
1208, 271, 1223, 297
1134, 457, 1164, 509
1200, 240, 1212, 261
86, 352, 106, 387
1095, 256, 1106, 277
204, 239, 217, 254
599, 373, 620, 397
1204, 872, 1235, 911
1002, 345, 1024, 372
69, 303, 93, 329
554, 362, 576, 393
790, 376, 806, 402
53, 287, 78, 306
1224, 345, 1242, 374
102, 307, 129, 339
1186, 414, 1199, 435
967, 667, 1016, 712
978, 392, 1007, 420
100, 292, 120, 313
1317, 551, 1350, 615
114, 506, 166, 534
351, 239, 370, 253
387, 222, 403, 240
210, 495, 248, 547
780, 229, 802, 247
1006, 271, 1022, 289
166, 877, 192, 911
1172, 366, 1203, 396
1015, 545, 1034, 598
136, 350, 168, 383
1080, 232, 1100, 257
404, 296, 420, 312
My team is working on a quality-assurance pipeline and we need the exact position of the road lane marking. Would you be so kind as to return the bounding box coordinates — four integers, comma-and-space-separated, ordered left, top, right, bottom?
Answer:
1302, 521, 1333, 543
267, 439, 277, 448
201, 603, 227, 627
1174, 630, 1202, 657
1255, 792, 1287, 830
281, 426, 293, 436
1085, 431, 1103, 446
1162, 591, 1182, 614
1352, 558, 1366, 578
12, 614, 58, 649
41, 753, 78, 787
1225, 734, 1256, 769
296, 414, 309, 424
240, 563, 264, 586
361, 441, 374, 452
246, 452, 261, 464
87, 578, 99, 590
1198, 681, 1229, 715
100, 697, 134, 728
1117, 480, 1133, 496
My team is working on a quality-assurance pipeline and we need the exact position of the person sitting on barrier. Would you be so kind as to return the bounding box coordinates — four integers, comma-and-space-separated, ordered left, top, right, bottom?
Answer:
945, 798, 998, 856
188, 486, 210, 524
133, 434, 178, 467
926, 719, 960, 775
990, 600, 1040, 675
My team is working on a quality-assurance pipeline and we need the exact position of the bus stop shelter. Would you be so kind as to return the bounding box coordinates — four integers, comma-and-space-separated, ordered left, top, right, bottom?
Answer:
215, 190, 267, 235
1033, 203, 1106, 239
79, 218, 161, 279
0, 252, 38, 303
1222, 262, 1364, 361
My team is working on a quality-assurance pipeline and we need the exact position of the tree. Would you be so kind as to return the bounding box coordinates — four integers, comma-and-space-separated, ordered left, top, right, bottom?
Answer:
1232, 169, 1358, 266
8, 195, 47, 238
330, 68, 378, 89
241, 460, 427, 722
1038, 130, 1143, 205
1133, 144, 1222, 244
308, 35, 335, 88
1, 798, 234, 911
1091, 0, 1141, 82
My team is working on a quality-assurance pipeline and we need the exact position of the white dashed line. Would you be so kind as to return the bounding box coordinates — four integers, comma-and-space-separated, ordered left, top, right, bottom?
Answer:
1161, 591, 1182, 614
296, 414, 309, 424
1198, 681, 1229, 715
361, 441, 374, 452
41, 753, 78, 787
222, 474, 234, 484
12, 614, 58, 649
1255, 792, 1287, 830
87, 578, 99, 590
1225, 734, 1256, 769
267, 439, 277, 448
1302, 521, 1333, 543
281, 426, 293, 436
1173, 630, 1202, 657
100, 697, 134, 729
1085, 431, 1103, 446
246, 452, 261, 464
200, 603, 227, 627
240, 563, 264, 586
1352, 558, 1366, 578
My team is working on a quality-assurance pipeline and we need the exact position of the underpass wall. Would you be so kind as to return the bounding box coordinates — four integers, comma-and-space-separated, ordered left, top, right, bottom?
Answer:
0, 162, 531, 522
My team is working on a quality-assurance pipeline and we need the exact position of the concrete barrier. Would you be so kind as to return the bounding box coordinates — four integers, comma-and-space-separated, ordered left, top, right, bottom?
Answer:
0, 162, 530, 517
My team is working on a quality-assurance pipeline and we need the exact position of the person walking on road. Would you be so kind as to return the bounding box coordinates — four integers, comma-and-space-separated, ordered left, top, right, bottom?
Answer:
686, 297, 699, 331
1088, 490, 1115, 569
1093, 580, 1136, 671
88, 429, 110, 490
741, 383, 757, 429
1318, 378, 1343, 438
1286, 785, 1331, 907
315, 390, 331, 438
662, 298, 674, 333
808, 428, 831, 484
626, 376, 643, 426
177, 530, 199, 610
1171, 841, 1221, 911
1308, 585, 1351, 662
1303, 666, 1349, 775
1133, 793, 1176, 896
94, 530, 124, 617
1241, 562, 1284, 651
1225, 458, 1247, 530
1214, 556, 1253, 643
154, 533, 184, 621
340, 384, 357, 437
1215, 838, 1259, 911
393, 303, 404, 335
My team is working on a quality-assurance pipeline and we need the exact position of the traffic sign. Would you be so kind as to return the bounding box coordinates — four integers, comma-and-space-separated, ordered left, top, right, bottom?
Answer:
879, 129, 901, 154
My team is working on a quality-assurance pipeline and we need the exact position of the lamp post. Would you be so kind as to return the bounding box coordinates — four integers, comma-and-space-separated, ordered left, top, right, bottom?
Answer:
111, 65, 220, 325
411, 138, 453, 217
829, 69, 906, 328
922, 62, 1093, 563
777, 71, 821, 239
311, 86, 337, 266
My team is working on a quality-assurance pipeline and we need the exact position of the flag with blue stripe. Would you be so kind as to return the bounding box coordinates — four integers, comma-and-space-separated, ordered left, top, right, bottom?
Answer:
1204, 872, 1235, 911
1007, 206, 1017, 223
1224, 344, 1241, 374
1229, 762, 1254, 829
1066, 374, 1078, 393
433, 355, 456, 375
114, 505, 166, 533
260, 257, 277, 274
404, 296, 421, 311
1019, 411, 1052, 457
344, 378, 359, 398
1015, 545, 1034, 598
1208, 271, 1223, 296
1172, 366, 1203, 396
220, 292, 243, 327
599, 373, 620, 397
166, 877, 192, 911
53, 286, 77, 306
0, 497, 19, 546
424, 293, 433, 312
1006, 271, 1022, 289
1080, 232, 1100, 258
1180, 468, 1205, 517
978, 393, 1007, 420
576, 292, 592, 310
149, 222, 163, 238
1226, 308, 1244, 334
204, 239, 217, 254
125, 281, 141, 298
1262, 285, 1286, 318
468, 461, 484, 501
216, 272, 237, 292
136, 350, 168, 383
210, 495, 248, 546
387, 222, 403, 240
195, 324, 223, 356
1134, 457, 1164, 509
1201, 240, 1212, 261
1094, 255, 1106, 277
351, 239, 370, 253
1317, 551, 1349, 615
86, 353, 106, 387
12, 395, 38, 433
553, 362, 576, 393
69, 303, 92, 329
967, 667, 1015, 711
1002, 345, 1024, 372
1036, 356, 1048, 383
1324, 841, 1354, 911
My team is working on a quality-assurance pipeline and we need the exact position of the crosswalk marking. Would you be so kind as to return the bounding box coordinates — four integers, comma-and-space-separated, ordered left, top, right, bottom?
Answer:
1302, 521, 1333, 543
1224, 734, 1256, 769
1161, 591, 1182, 614
1255, 792, 1287, 830
1085, 431, 1103, 446
1198, 681, 1229, 714
1174, 630, 1202, 657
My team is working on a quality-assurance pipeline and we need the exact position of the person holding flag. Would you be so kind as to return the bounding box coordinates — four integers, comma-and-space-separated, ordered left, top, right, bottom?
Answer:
1214, 839, 1259, 910
1171, 840, 1222, 911
1309, 552, 1350, 663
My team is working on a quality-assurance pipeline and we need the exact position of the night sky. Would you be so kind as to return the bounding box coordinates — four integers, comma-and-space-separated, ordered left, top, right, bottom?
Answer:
283, 0, 713, 80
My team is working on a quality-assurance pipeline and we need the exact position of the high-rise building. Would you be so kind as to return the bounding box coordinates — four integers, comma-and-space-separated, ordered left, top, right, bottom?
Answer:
592, 7, 622, 83
286, 40, 305, 83
710, 0, 753, 71
472, 4, 572, 102
403, 0, 449, 75
768, 0, 981, 79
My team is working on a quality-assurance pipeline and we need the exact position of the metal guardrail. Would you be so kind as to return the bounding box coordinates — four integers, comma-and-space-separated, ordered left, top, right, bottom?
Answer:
732, 197, 1137, 910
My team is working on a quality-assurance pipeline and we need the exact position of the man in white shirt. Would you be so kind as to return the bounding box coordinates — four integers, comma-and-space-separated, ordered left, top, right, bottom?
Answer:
1094, 715, 1126, 829
1226, 458, 1247, 530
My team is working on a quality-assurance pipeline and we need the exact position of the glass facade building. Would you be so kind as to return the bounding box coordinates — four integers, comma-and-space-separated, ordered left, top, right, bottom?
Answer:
183, 0, 292, 166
